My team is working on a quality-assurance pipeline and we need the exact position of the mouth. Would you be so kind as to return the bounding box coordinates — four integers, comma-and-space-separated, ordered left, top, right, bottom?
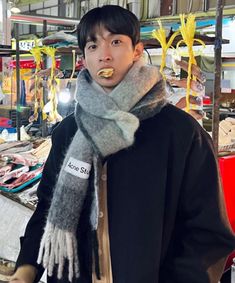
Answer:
97, 68, 114, 78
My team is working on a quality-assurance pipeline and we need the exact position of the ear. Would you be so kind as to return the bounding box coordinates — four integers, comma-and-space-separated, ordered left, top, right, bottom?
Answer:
82, 57, 87, 68
133, 42, 144, 61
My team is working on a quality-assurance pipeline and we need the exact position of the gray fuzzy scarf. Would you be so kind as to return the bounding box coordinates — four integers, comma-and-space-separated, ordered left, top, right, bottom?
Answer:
37, 59, 166, 282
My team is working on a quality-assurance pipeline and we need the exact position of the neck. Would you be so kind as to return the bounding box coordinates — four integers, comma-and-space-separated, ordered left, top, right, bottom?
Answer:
102, 86, 114, 93
91, 79, 114, 94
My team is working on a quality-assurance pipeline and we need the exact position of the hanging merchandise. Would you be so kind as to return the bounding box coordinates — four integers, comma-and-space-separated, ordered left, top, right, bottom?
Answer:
29, 46, 63, 124
176, 14, 205, 112
152, 22, 180, 75
152, 14, 205, 112
29, 46, 45, 122
40, 46, 62, 124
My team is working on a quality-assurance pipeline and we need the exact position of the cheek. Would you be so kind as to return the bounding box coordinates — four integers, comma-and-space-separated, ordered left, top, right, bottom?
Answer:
119, 56, 135, 70
82, 59, 87, 69
83, 52, 95, 68
83, 58, 95, 73
119, 49, 135, 62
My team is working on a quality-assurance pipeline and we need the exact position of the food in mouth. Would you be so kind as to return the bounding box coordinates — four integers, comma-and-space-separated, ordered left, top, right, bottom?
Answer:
97, 68, 114, 78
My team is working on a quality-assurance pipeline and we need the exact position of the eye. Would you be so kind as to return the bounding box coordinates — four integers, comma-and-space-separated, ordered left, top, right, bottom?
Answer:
112, 39, 121, 45
87, 44, 97, 51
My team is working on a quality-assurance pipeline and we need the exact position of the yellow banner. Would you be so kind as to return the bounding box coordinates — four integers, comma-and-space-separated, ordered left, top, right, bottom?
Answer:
12, 39, 41, 51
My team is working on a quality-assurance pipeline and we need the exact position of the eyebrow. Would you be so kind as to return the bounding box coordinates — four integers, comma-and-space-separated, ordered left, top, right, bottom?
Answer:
86, 32, 123, 44
86, 37, 97, 44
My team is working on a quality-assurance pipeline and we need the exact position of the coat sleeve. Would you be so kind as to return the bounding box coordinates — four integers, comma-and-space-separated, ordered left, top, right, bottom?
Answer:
15, 119, 76, 281
162, 127, 235, 283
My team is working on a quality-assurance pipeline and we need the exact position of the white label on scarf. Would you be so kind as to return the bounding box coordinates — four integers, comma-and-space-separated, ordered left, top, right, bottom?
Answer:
65, 157, 91, 179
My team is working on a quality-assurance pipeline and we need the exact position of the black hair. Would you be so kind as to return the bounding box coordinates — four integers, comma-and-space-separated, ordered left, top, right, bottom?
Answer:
77, 5, 140, 55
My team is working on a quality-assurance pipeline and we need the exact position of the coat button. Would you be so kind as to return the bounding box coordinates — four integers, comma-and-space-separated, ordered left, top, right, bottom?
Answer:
99, 211, 104, 218
101, 174, 107, 181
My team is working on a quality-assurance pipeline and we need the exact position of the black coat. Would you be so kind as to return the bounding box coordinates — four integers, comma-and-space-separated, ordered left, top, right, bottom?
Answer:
16, 104, 235, 283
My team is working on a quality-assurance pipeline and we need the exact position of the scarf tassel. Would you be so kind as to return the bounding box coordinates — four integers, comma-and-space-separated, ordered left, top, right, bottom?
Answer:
37, 222, 80, 282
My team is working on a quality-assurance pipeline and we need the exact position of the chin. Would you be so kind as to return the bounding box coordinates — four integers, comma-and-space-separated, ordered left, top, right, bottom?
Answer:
98, 79, 120, 88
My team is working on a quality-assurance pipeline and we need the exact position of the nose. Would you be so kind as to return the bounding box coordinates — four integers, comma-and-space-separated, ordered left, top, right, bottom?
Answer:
99, 46, 112, 62
99, 55, 112, 62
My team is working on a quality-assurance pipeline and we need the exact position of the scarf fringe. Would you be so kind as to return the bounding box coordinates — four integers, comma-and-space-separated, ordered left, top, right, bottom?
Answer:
90, 155, 101, 230
37, 222, 79, 282
39, 62, 166, 280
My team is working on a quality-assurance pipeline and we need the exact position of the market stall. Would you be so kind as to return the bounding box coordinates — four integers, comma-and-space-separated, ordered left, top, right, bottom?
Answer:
0, 0, 235, 281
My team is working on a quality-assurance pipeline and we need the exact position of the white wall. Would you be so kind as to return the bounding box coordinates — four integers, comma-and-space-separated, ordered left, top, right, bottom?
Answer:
0, 0, 3, 43
0, 195, 33, 261
222, 19, 235, 56
0, 0, 11, 45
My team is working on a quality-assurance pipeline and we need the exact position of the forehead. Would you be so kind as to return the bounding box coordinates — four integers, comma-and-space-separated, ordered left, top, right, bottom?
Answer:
86, 25, 125, 43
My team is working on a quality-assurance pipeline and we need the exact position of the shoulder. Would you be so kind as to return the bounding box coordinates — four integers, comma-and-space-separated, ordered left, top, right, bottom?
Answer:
50, 113, 78, 149
52, 113, 77, 138
148, 103, 213, 150
160, 104, 200, 130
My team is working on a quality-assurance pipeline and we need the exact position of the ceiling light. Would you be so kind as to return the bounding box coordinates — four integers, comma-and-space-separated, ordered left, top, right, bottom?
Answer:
10, 6, 21, 13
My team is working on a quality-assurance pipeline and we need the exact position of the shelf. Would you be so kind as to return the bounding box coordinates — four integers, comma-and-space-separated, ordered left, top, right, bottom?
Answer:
142, 33, 229, 49
0, 44, 29, 57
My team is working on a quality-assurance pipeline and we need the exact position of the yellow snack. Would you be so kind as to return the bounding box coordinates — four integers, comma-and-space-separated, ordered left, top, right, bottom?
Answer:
225, 117, 235, 125
152, 21, 179, 74
97, 68, 114, 78
177, 14, 205, 112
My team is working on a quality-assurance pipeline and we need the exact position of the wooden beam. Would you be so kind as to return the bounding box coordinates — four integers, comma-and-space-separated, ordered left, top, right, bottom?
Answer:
212, 0, 224, 155
141, 7, 235, 25
15, 23, 21, 141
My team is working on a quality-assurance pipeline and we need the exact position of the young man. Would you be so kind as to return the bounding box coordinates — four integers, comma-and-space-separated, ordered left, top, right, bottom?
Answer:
11, 5, 235, 283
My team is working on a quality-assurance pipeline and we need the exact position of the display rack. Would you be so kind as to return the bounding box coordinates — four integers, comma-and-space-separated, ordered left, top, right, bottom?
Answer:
6, 8, 231, 151
3, 15, 79, 140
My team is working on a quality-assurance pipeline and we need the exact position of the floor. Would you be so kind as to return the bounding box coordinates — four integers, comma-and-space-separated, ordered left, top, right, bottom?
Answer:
0, 257, 232, 283
0, 258, 15, 282
221, 269, 231, 283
